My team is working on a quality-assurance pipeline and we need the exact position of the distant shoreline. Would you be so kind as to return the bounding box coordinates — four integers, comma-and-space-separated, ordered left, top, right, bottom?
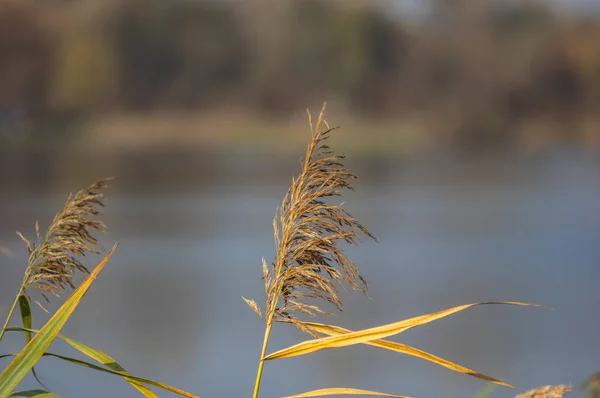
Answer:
79, 111, 600, 156
3, 111, 600, 157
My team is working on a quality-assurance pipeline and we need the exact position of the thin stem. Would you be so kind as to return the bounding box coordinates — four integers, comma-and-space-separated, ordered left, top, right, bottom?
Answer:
0, 285, 25, 342
252, 322, 273, 398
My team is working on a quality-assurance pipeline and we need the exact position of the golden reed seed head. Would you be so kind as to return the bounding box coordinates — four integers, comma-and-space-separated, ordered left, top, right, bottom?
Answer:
263, 104, 375, 335
17, 178, 110, 307
515, 385, 575, 398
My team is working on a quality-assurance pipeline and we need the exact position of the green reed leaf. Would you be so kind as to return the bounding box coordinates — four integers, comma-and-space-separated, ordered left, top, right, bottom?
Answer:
18, 296, 32, 345
5, 327, 156, 398
17, 296, 46, 390
9, 390, 59, 397
473, 383, 496, 398
0, 245, 117, 396
1, 351, 198, 398
41, 353, 198, 398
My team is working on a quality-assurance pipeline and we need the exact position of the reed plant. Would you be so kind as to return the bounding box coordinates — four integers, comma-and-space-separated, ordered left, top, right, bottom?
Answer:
0, 104, 578, 397
244, 104, 544, 398
0, 180, 197, 397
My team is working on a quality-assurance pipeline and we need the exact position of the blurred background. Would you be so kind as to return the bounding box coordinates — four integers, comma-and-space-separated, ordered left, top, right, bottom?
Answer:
1, 0, 600, 397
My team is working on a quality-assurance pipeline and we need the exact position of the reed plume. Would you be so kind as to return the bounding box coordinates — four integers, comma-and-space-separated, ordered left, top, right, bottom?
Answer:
515, 385, 574, 398
250, 104, 374, 397
265, 103, 374, 333
0, 178, 110, 343
16, 178, 109, 304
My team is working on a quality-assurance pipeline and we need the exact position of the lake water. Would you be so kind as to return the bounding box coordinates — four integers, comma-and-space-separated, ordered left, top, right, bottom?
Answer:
1, 148, 599, 397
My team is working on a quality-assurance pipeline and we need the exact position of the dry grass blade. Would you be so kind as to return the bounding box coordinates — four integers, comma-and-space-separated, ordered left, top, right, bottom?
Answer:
17, 178, 110, 304
264, 302, 540, 361
263, 102, 375, 331
282, 387, 411, 398
296, 321, 513, 388
515, 385, 574, 398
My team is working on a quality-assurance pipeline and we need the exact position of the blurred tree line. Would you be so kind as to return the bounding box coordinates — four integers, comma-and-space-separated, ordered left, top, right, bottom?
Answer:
1, 0, 600, 148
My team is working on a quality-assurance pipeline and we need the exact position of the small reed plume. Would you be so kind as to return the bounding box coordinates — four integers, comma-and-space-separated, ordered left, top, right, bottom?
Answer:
515, 385, 574, 398
16, 178, 110, 306
0, 178, 110, 343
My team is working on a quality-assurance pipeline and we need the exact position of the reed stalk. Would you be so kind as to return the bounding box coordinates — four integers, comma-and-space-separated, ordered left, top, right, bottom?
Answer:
250, 104, 375, 397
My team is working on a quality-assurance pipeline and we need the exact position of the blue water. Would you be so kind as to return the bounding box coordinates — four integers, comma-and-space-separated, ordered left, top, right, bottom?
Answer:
1, 151, 599, 397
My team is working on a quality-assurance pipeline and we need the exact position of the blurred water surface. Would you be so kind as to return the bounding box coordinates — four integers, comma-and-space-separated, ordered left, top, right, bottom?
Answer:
1, 148, 599, 398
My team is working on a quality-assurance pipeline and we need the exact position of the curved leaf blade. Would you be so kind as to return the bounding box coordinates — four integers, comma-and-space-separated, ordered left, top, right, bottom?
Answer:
41, 353, 199, 398
0, 245, 117, 396
0, 352, 199, 398
10, 390, 59, 397
299, 321, 513, 388
18, 297, 32, 345
265, 302, 540, 361
5, 327, 155, 398
56, 334, 156, 397
16, 298, 46, 390
283, 387, 410, 397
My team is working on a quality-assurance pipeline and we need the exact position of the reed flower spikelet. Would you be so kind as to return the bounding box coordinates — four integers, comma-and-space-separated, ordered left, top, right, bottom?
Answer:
16, 178, 110, 306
